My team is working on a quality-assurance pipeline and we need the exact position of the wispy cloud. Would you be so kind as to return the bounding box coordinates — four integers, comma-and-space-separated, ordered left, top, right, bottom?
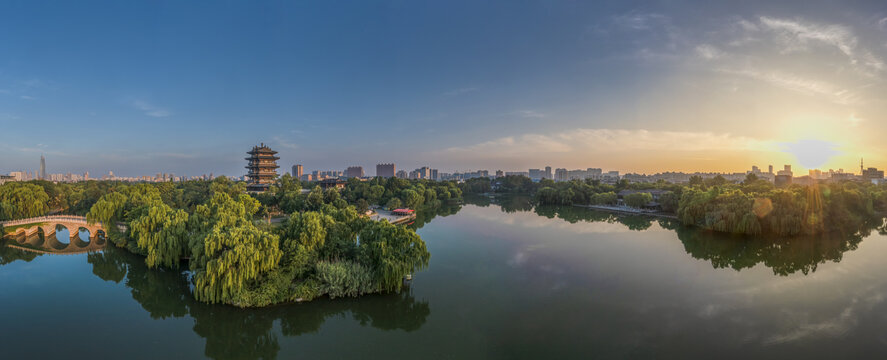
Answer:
443, 87, 479, 96
444, 128, 773, 157
719, 68, 860, 105
516, 110, 548, 118
273, 136, 299, 150
19, 95, 35, 100
132, 100, 171, 117
611, 13, 668, 31
756, 16, 882, 75
695, 44, 724, 60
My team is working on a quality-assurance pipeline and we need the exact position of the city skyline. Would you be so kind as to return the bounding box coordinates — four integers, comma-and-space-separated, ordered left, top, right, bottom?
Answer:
8, 150, 881, 182
2, 1, 887, 176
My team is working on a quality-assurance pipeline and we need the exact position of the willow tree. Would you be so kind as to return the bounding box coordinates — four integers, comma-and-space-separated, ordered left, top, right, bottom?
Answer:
130, 203, 191, 269
0, 182, 50, 220
86, 192, 128, 224
358, 220, 430, 292
189, 192, 282, 305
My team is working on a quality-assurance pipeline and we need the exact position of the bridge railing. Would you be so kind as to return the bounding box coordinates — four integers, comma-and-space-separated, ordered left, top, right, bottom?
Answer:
1, 215, 98, 227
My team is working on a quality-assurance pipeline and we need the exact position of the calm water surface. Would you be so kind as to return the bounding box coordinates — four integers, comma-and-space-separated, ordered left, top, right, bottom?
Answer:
3, 197, 887, 359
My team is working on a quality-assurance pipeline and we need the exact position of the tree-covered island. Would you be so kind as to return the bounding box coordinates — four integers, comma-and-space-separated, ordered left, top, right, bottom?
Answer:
0, 175, 462, 307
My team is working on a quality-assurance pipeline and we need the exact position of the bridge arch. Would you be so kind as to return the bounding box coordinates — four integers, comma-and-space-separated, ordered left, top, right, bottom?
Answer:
2, 215, 112, 254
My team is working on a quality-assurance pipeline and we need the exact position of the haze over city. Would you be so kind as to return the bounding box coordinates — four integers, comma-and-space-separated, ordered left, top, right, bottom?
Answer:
2, 1, 886, 177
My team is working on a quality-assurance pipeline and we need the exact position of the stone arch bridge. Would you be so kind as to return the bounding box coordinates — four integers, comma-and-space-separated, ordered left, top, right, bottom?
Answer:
1, 215, 116, 254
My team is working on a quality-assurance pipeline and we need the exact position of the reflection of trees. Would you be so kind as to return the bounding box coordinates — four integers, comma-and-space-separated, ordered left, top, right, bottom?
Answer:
534, 205, 655, 231
87, 250, 127, 283
0, 239, 41, 265
675, 225, 866, 276
87, 245, 431, 360
482, 197, 873, 276
495, 195, 533, 213
411, 203, 462, 230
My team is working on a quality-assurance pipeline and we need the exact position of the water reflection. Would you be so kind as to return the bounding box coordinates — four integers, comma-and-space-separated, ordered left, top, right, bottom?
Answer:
88, 245, 431, 360
464, 195, 882, 276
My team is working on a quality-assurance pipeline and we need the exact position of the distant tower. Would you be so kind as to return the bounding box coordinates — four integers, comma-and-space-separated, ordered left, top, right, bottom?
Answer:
768, 165, 773, 174
292, 164, 304, 178
39, 154, 46, 180
245, 143, 280, 192
861, 158, 864, 175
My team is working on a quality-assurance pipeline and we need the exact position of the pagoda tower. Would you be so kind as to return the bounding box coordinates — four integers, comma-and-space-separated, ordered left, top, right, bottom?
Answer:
245, 143, 280, 192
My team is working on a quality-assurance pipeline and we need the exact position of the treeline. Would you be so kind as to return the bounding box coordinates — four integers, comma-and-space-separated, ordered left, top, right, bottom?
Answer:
254, 174, 463, 215
459, 174, 887, 236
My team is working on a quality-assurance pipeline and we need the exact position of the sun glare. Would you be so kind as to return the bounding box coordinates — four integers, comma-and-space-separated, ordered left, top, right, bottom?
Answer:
782, 139, 841, 170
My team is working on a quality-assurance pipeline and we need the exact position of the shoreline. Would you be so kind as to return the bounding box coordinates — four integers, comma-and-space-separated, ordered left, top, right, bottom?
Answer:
572, 204, 678, 220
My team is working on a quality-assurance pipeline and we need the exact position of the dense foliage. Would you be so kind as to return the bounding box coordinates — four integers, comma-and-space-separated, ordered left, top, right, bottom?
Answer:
0, 176, 444, 307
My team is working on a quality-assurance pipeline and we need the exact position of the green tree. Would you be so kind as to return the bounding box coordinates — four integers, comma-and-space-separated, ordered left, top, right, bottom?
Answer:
358, 220, 430, 292
189, 193, 283, 306
624, 192, 653, 208
0, 182, 50, 220
129, 203, 191, 269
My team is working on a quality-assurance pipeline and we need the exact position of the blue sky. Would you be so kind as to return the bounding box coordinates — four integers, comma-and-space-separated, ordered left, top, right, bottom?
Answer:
2, 1, 886, 176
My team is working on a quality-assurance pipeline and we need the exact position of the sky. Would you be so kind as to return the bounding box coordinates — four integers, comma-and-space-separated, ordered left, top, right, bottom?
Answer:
1, 0, 886, 177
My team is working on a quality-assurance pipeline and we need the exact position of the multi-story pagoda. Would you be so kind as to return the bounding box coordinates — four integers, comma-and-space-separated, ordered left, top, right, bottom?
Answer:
245, 143, 280, 192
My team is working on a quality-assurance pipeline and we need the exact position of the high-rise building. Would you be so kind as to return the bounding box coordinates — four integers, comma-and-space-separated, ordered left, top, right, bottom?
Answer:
292, 164, 303, 178
544, 166, 552, 179
376, 163, 396, 178
345, 166, 365, 178
862, 167, 885, 182
39, 155, 46, 180
410, 166, 432, 179
768, 165, 774, 174
396, 170, 408, 179
245, 143, 280, 192
432, 169, 438, 180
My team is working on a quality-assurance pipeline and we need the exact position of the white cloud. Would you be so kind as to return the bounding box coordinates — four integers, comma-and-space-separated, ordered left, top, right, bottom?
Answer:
759, 16, 857, 57
756, 16, 883, 75
720, 68, 860, 105
19, 95, 35, 100
695, 44, 725, 60
132, 100, 171, 117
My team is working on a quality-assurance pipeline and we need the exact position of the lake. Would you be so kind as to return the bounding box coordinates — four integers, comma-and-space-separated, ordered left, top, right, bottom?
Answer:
2, 196, 887, 359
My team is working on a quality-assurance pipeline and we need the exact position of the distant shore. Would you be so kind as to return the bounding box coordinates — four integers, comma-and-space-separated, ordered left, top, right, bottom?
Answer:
573, 204, 678, 220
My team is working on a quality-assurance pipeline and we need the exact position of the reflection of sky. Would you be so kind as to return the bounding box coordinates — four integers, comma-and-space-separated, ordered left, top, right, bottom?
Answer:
467, 205, 668, 235
3, 203, 887, 357
426, 204, 887, 353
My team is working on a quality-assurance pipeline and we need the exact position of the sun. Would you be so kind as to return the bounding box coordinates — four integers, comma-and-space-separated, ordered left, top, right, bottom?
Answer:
782, 139, 841, 170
